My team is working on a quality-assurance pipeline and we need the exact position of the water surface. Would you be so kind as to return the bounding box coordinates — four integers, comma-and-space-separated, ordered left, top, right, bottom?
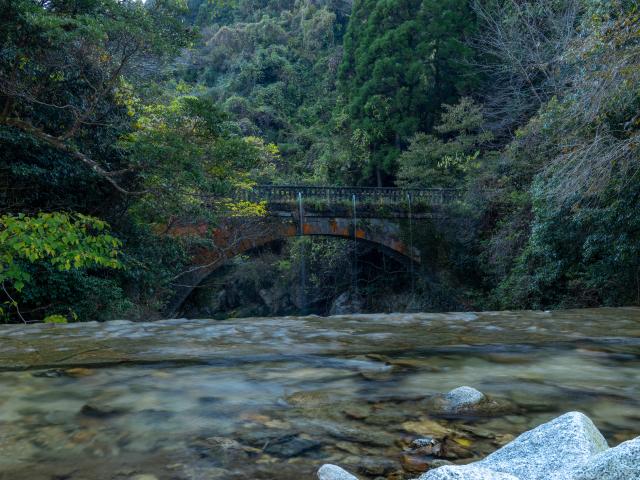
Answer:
1, 308, 639, 479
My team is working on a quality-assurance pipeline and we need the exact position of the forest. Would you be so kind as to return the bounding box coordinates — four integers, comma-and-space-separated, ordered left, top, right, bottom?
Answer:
1, 0, 639, 322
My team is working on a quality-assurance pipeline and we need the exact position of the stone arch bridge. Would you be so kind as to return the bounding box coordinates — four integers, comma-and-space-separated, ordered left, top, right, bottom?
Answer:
165, 185, 458, 316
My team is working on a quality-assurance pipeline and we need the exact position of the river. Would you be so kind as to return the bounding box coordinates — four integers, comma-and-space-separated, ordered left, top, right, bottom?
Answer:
1, 308, 639, 479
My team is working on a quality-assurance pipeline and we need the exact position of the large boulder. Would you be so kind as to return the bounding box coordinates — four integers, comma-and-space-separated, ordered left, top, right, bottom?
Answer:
476, 411, 608, 479
416, 412, 610, 480
417, 465, 518, 480
574, 436, 640, 480
317, 464, 359, 480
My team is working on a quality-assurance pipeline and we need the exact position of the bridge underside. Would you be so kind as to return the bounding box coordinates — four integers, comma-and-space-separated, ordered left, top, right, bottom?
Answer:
164, 214, 419, 317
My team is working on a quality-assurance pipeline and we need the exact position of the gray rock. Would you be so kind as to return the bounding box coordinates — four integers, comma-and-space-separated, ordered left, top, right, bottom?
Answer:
411, 437, 438, 448
574, 436, 640, 480
258, 288, 272, 306
318, 464, 359, 480
426, 386, 512, 417
408, 436, 443, 456
477, 411, 608, 479
329, 292, 363, 315
417, 465, 519, 480
444, 386, 485, 410
410, 436, 442, 455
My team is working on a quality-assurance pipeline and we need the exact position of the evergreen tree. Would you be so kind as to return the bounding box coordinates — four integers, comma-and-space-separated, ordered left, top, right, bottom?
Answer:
338, 0, 478, 185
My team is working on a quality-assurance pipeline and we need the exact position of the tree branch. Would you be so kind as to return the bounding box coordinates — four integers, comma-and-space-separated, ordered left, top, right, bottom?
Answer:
3, 117, 146, 195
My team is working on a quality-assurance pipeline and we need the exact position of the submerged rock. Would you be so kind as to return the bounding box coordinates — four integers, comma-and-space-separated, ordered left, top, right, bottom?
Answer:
402, 418, 451, 438
401, 454, 451, 474
263, 434, 321, 457
79, 403, 125, 418
317, 464, 359, 480
357, 456, 399, 476
574, 436, 640, 480
441, 436, 475, 460
189, 436, 254, 463
401, 453, 431, 474
418, 465, 518, 480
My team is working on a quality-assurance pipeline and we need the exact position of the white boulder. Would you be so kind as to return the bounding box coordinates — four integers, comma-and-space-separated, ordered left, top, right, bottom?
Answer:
574, 436, 640, 480
476, 411, 608, 479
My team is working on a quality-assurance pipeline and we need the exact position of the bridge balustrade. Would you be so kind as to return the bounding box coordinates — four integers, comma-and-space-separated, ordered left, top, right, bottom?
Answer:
241, 185, 459, 205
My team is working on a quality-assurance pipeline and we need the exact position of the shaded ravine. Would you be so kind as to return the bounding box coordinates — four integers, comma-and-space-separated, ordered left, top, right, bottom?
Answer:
0, 308, 639, 480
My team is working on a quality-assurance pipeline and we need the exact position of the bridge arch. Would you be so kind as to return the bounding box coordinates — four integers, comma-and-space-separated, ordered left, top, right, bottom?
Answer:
164, 185, 457, 317
164, 216, 420, 316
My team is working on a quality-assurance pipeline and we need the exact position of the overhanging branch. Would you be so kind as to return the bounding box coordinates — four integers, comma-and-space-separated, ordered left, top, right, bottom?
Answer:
3, 117, 146, 196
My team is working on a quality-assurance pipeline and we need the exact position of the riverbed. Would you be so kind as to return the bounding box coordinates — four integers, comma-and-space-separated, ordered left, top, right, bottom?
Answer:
1, 308, 639, 479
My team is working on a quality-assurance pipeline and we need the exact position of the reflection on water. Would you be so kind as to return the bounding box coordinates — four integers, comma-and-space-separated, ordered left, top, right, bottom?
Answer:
0, 308, 639, 479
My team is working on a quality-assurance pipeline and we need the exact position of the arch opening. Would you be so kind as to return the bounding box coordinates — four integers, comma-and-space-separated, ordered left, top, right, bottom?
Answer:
175, 235, 419, 318
164, 216, 420, 317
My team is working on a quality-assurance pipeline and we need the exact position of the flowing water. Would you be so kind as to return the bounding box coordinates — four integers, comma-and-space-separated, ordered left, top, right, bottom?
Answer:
1, 308, 639, 480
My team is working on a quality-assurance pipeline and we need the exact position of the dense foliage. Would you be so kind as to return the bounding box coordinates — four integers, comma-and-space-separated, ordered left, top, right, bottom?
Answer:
1, 0, 638, 321
0, 0, 269, 322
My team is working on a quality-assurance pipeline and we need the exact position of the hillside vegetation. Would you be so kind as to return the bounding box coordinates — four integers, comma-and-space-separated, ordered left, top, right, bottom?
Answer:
1, 0, 638, 321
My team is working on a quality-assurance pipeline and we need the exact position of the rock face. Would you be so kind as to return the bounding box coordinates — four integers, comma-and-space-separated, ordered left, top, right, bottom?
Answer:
418, 465, 519, 480
317, 464, 359, 480
476, 411, 608, 479
329, 292, 363, 315
574, 436, 640, 480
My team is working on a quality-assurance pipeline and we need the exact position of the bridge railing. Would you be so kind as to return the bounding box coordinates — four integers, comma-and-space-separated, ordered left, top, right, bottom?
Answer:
241, 185, 460, 205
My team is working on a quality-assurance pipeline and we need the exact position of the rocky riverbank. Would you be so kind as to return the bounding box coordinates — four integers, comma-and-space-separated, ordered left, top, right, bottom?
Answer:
317, 402, 640, 480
